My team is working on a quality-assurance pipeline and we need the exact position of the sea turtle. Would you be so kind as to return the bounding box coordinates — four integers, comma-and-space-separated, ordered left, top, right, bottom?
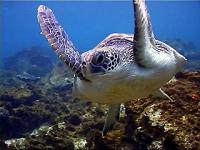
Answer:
37, 0, 186, 135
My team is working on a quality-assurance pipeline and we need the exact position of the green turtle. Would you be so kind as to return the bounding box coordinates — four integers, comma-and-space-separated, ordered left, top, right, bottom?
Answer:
37, 0, 186, 135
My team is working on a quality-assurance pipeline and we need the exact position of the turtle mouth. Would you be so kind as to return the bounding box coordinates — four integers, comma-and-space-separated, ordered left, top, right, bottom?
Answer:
90, 64, 106, 74
82, 60, 105, 77
81, 65, 105, 80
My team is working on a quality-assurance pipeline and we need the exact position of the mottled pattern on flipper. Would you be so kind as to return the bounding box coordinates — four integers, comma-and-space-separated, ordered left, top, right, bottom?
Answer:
37, 5, 86, 80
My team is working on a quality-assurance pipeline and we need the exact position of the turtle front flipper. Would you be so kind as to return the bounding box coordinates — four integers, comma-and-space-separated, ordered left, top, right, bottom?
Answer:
37, 5, 86, 80
133, 0, 157, 68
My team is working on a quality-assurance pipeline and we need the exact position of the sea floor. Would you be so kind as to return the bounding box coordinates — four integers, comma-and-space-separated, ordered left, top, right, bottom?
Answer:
0, 67, 199, 149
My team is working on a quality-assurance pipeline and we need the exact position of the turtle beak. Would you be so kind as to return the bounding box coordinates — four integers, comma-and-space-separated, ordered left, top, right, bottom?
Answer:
81, 61, 105, 80
81, 61, 93, 80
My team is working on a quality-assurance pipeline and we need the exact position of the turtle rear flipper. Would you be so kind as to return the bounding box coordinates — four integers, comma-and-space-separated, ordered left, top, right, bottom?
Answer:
103, 104, 120, 136
37, 5, 87, 81
150, 88, 174, 102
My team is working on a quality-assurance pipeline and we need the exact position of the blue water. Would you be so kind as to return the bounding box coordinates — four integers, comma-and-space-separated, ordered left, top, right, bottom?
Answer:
1, 1, 200, 62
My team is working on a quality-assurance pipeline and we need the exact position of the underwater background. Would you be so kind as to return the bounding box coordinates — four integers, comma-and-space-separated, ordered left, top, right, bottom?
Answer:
0, 1, 200, 150
1, 1, 200, 61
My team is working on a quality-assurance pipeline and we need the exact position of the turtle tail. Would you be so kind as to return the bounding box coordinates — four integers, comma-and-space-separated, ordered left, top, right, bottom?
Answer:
37, 5, 86, 80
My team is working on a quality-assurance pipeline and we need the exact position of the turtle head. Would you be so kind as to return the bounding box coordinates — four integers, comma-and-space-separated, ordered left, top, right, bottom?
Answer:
81, 48, 121, 80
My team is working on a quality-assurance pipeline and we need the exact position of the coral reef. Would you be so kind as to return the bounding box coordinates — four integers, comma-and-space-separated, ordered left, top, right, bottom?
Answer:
42, 61, 74, 89
0, 62, 199, 150
3, 47, 54, 77
0, 69, 69, 140
124, 71, 200, 150
0, 66, 106, 149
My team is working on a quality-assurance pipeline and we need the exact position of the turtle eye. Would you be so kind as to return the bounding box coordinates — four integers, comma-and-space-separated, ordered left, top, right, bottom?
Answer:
92, 53, 105, 65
